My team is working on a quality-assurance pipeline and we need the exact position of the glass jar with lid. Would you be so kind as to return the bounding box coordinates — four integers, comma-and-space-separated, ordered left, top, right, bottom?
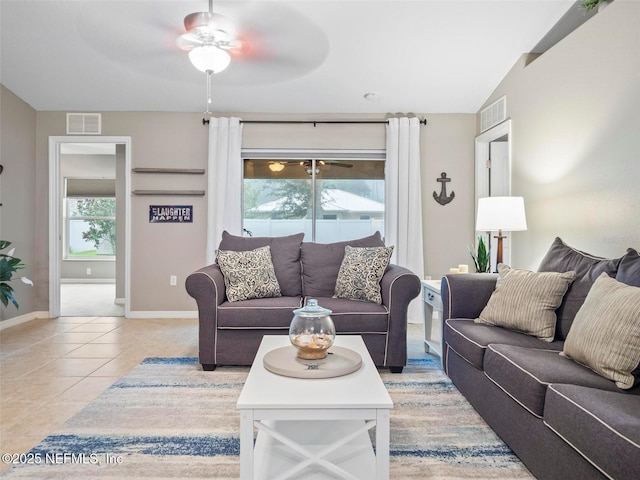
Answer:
289, 299, 335, 360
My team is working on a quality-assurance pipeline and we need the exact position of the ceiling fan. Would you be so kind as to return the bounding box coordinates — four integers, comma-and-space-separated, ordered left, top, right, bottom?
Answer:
175, 0, 330, 112
169, 0, 329, 92
176, 0, 239, 74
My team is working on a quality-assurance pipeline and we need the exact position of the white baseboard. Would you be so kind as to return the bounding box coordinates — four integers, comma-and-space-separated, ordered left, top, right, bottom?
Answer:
127, 311, 198, 319
0, 311, 50, 331
114, 298, 125, 305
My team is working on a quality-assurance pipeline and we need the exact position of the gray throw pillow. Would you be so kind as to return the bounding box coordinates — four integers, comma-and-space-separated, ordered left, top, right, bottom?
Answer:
616, 248, 640, 287
562, 273, 640, 389
334, 245, 394, 304
476, 264, 576, 342
218, 230, 304, 297
537, 237, 622, 340
216, 246, 281, 302
301, 232, 385, 297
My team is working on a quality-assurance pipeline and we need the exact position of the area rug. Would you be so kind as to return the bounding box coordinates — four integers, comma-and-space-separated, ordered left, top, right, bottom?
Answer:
3, 357, 533, 479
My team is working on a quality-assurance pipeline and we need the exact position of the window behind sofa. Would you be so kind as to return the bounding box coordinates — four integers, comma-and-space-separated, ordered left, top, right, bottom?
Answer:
243, 158, 384, 242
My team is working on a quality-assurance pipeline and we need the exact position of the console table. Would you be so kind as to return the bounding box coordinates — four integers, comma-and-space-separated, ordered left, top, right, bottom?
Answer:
421, 279, 444, 367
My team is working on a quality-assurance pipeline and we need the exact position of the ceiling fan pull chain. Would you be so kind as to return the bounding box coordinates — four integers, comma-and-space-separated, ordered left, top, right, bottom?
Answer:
206, 70, 213, 114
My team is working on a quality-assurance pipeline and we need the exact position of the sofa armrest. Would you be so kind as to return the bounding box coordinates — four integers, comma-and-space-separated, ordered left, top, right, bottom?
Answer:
380, 264, 420, 307
185, 264, 226, 367
185, 263, 226, 306
380, 264, 421, 368
441, 273, 498, 320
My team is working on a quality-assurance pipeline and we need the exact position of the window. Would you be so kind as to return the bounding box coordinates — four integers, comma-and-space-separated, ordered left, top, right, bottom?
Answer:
243, 158, 384, 242
65, 198, 116, 259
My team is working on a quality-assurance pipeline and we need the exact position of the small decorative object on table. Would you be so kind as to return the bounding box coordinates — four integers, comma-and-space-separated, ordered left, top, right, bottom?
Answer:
265, 301, 360, 378
289, 299, 335, 360
469, 235, 491, 273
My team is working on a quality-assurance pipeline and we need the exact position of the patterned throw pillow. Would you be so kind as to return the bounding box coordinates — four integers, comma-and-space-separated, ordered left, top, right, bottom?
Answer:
218, 230, 304, 296
562, 273, 640, 389
475, 264, 576, 342
301, 232, 385, 297
334, 245, 394, 304
216, 246, 281, 302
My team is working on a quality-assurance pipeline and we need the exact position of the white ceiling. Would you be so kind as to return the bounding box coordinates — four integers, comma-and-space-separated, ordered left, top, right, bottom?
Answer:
0, 1, 576, 114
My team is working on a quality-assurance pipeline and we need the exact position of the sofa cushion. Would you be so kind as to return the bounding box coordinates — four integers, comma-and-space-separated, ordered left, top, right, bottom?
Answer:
301, 232, 385, 297
217, 296, 303, 328
544, 384, 640, 480
218, 230, 304, 297
216, 246, 281, 302
562, 273, 640, 389
311, 297, 389, 333
443, 318, 563, 371
617, 248, 640, 287
484, 344, 623, 418
475, 264, 575, 342
334, 245, 393, 304
538, 237, 622, 340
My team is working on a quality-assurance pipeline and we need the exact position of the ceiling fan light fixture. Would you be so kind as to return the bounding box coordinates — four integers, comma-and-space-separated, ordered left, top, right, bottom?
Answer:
269, 162, 285, 172
188, 45, 231, 73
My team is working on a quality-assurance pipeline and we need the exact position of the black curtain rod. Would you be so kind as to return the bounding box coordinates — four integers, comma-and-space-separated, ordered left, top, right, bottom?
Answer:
202, 118, 427, 126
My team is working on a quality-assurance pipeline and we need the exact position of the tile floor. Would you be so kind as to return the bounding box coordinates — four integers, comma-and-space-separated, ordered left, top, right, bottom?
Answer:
0, 317, 430, 473
60, 283, 124, 317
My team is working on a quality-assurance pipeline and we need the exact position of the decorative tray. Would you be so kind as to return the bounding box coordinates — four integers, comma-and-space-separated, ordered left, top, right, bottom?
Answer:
263, 345, 362, 379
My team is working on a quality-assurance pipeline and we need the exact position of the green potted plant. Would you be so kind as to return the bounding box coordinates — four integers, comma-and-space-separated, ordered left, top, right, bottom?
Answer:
1, 240, 33, 309
469, 236, 491, 273
581, 0, 611, 11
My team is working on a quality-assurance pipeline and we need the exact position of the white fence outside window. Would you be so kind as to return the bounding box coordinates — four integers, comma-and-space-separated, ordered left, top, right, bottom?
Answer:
243, 218, 385, 243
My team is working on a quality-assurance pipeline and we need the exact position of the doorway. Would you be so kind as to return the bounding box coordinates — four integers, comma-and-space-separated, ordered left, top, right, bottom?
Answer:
475, 120, 513, 268
49, 136, 131, 317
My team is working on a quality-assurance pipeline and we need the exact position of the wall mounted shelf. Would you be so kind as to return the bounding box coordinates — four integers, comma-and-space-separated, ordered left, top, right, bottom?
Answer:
132, 190, 205, 196
132, 168, 205, 174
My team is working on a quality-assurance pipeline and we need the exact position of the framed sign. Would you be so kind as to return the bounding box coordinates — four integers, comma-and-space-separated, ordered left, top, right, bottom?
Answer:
149, 205, 193, 223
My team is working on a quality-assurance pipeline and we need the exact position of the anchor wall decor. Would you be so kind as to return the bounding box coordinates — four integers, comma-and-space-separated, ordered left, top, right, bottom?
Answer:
433, 172, 455, 206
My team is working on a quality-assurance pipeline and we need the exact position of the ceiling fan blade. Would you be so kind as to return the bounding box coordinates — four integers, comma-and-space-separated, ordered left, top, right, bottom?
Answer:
209, 1, 329, 83
74, 0, 329, 87
325, 162, 354, 168
176, 32, 204, 51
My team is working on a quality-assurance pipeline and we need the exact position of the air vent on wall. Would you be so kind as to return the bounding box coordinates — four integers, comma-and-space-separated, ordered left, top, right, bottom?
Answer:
66, 113, 102, 135
480, 96, 506, 133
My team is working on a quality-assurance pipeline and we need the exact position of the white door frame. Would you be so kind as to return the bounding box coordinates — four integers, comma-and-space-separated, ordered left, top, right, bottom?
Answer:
48, 136, 131, 317
474, 120, 513, 267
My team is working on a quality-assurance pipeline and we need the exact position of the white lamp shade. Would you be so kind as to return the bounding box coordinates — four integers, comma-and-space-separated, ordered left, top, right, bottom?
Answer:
188, 45, 231, 73
476, 196, 527, 232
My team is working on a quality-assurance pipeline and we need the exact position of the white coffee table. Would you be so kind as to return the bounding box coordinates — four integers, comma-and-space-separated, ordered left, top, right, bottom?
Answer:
236, 335, 393, 480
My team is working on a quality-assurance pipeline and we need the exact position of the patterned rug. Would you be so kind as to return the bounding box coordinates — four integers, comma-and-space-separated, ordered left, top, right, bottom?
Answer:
3, 357, 533, 479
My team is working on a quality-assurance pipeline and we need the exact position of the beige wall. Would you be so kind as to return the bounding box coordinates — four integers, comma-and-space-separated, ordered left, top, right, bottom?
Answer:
479, 1, 640, 270
30, 110, 474, 313
422, 115, 477, 278
0, 85, 37, 320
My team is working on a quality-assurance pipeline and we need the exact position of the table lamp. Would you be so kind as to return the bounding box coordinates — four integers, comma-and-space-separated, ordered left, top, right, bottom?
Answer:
475, 196, 527, 271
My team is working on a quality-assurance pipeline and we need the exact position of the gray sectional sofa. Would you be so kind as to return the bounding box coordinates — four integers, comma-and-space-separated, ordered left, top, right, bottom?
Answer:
442, 238, 640, 479
186, 231, 420, 372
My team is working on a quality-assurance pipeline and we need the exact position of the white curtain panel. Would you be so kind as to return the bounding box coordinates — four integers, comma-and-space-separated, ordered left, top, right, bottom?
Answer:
206, 117, 243, 265
385, 117, 425, 320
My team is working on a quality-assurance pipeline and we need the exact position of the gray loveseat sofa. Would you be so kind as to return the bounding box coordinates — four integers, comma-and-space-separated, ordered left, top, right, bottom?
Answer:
442, 238, 640, 479
186, 231, 420, 373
